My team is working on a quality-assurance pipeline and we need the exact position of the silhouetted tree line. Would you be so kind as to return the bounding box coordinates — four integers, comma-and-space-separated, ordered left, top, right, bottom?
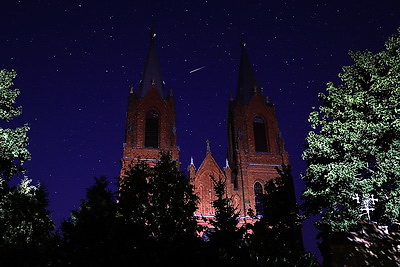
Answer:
0, 151, 318, 266
57, 153, 318, 266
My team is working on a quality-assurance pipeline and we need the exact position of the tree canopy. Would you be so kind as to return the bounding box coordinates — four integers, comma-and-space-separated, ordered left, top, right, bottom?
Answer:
301, 29, 400, 233
118, 152, 200, 265
0, 69, 30, 182
0, 69, 54, 266
61, 176, 120, 265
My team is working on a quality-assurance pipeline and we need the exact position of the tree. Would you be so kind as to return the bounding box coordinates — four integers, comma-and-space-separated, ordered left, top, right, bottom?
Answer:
0, 69, 30, 182
207, 175, 247, 266
209, 175, 241, 239
60, 176, 120, 265
119, 161, 151, 228
244, 166, 317, 266
148, 153, 199, 242
302, 29, 400, 232
0, 69, 54, 266
0, 178, 55, 266
118, 161, 154, 265
302, 29, 400, 262
263, 165, 300, 230
118, 152, 200, 265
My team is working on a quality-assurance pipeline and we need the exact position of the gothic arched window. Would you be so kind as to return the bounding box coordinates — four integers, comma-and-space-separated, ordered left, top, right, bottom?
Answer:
145, 109, 159, 148
254, 182, 264, 216
253, 116, 268, 152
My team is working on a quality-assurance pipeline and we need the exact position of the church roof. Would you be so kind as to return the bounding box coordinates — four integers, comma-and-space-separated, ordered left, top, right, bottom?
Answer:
235, 40, 261, 105
137, 30, 167, 98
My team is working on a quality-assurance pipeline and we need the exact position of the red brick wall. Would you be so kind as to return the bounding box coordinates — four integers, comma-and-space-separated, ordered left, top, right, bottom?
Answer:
190, 92, 290, 219
226, 92, 289, 217
121, 86, 179, 176
121, 86, 290, 222
191, 152, 227, 217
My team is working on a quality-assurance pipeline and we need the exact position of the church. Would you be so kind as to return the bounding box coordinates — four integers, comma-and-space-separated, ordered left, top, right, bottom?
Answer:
121, 31, 292, 222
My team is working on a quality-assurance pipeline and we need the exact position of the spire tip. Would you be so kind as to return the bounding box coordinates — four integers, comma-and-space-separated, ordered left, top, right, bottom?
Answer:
206, 140, 211, 154
240, 38, 246, 47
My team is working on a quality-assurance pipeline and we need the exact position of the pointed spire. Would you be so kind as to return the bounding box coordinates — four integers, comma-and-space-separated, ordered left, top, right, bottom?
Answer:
206, 139, 211, 154
236, 39, 261, 105
137, 29, 167, 98
190, 156, 194, 166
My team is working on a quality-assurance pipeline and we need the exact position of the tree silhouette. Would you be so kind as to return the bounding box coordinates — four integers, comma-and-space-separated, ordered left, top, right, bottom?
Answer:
118, 152, 200, 266
244, 166, 318, 266
0, 178, 54, 266
206, 175, 248, 266
60, 176, 120, 265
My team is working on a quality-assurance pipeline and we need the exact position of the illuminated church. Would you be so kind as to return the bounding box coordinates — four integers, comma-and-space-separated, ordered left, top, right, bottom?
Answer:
121, 32, 291, 221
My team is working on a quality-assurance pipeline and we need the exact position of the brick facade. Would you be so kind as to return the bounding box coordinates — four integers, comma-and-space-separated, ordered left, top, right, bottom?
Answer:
190, 92, 289, 219
121, 85, 179, 174
121, 34, 293, 226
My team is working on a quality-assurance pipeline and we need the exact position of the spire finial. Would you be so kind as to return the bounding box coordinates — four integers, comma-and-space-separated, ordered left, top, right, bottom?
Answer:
190, 156, 194, 166
129, 85, 134, 94
225, 158, 230, 169
206, 139, 211, 154
240, 38, 246, 48
138, 27, 166, 98
150, 27, 156, 40
236, 38, 261, 105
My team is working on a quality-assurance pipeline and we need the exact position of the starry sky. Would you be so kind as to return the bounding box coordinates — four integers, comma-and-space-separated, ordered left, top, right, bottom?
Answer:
1, 0, 400, 255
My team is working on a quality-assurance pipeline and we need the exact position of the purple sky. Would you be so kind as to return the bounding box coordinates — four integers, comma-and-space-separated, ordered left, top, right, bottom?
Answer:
2, 0, 399, 256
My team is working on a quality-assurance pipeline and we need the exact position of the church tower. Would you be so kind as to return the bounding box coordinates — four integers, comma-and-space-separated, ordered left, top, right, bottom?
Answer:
227, 40, 289, 217
121, 31, 179, 173
190, 40, 291, 221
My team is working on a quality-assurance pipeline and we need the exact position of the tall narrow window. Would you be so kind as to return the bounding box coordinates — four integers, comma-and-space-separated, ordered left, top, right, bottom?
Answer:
254, 182, 264, 216
145, 109, 159, 148
253, 116, 268, 152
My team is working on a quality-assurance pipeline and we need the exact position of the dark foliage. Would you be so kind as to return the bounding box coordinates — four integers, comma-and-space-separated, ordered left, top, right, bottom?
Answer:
206, 175, 248, 266
118, 152, 201, 266
60, 176, 122, 265
0, 180, 55, 267
57, 155, 319, 266
244, 165, 318, 266
147, 153, 199, 243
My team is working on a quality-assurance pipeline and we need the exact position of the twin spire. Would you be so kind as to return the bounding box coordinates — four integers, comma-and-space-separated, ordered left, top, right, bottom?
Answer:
137, 31, 264, 105
135, 35, 264, 169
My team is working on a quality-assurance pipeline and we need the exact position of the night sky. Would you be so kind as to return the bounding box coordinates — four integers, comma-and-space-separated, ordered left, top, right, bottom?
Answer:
2, 0, 400, 255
